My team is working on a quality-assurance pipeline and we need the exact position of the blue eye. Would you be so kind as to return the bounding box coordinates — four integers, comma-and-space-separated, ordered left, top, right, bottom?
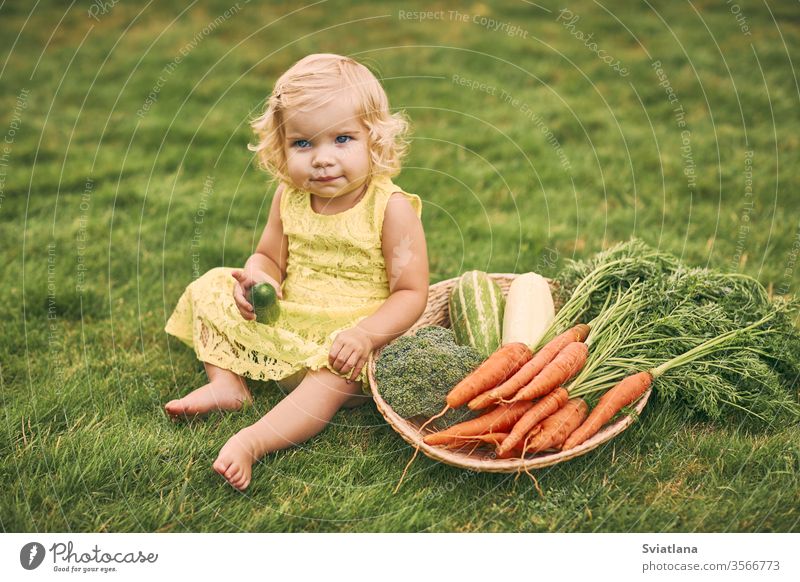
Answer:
293, 139, 311, 148
335, 135, 352, 144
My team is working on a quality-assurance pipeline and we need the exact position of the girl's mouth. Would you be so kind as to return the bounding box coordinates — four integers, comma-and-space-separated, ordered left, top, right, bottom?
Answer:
313, 176, 341, 182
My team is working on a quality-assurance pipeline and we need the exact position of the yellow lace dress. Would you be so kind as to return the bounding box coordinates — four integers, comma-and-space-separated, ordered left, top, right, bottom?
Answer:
164, 174, 422, 394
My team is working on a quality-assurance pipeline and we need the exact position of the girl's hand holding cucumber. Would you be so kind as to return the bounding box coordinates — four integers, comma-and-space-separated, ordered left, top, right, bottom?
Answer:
231, 269, 283, 322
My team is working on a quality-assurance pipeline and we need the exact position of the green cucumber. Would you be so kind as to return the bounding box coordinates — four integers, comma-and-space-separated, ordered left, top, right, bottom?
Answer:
249, 283, 281, 325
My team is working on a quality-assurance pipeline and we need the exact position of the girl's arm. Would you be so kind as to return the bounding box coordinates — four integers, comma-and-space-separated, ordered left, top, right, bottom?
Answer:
362, 192, 429, 346
246, 182, 288, 283
232, 184, 288, 320
329, 192, 429, 380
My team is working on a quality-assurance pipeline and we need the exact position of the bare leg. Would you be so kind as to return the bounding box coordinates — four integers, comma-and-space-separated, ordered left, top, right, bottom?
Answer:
275, 368, 306, 393
212, 368, 363, 490
164, 362, 253, 419
278, 369, 370, 408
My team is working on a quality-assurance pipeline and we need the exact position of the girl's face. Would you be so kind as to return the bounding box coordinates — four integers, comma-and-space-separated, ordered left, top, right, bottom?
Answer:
283, 97, 370, 199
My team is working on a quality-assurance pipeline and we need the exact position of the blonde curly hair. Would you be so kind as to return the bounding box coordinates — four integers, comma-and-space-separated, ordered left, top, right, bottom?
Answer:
248, 54, 410, 183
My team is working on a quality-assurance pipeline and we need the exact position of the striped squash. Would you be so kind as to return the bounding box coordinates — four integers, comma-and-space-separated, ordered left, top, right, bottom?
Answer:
448, 271, 505, 357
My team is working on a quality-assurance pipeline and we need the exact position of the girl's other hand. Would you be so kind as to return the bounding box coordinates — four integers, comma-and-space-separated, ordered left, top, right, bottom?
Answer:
231, 269, 283, 321
329, 325, 374, 382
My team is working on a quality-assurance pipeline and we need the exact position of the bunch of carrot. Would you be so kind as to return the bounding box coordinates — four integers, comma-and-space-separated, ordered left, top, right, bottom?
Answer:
422, 302, 781, 461
422, 322, 599, 458
423, 264, 788, 458
413, 240, 800, 468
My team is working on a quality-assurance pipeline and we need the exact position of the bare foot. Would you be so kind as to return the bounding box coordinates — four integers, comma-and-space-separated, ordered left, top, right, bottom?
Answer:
213, 428, 261, 490
211, 368, 368, 490
164, 377, 252, 419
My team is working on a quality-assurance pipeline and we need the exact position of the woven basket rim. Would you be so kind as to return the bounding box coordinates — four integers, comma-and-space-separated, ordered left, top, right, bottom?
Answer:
367, 272, 650, 473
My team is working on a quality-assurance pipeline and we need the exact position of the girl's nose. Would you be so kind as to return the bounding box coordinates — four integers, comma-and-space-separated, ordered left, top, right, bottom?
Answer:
312, 158, 332, 168
311, 145, 335, 167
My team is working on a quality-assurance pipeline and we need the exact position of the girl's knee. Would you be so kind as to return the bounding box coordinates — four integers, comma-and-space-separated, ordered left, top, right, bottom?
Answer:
276, 369, 307, 393
308, 367, 365, 393
204, 266, 234, 279
342, 391, 372, 408
307, 366, 350, 385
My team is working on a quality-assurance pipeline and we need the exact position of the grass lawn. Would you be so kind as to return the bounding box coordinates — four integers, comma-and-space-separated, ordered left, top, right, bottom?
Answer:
1, 0, 798, 532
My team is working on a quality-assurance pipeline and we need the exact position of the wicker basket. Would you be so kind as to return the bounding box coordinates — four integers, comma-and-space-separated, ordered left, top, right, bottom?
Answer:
366, 273, 651, 473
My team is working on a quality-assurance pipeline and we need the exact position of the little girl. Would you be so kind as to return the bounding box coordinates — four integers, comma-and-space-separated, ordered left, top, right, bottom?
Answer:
163, 54, 429, 491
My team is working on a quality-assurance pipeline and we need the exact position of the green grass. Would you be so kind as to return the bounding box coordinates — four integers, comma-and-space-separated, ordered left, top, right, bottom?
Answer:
1, 0, 799, 532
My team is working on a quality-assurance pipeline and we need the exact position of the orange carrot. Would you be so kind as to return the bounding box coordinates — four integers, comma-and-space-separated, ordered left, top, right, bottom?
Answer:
480, 432, 530, 457
441, 432, 510, 449
509, 342, 588, 402
523, 399, 588, 453
469, 432, 510, 447
562, 371, 652, 450
423, 401, 533, 446
496, 387, 570, 456
496, 426, 541, 459
441, 432, 535, 458
468, 324, 591, 410
445, 342, 532, 408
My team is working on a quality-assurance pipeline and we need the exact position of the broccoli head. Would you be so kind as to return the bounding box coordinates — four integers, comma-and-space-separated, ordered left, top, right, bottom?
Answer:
375, 325, 485, 426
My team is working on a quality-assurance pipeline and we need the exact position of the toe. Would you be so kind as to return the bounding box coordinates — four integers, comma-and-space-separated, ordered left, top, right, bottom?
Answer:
166, 400, 196, 419
213, 457, 230, 476
239, 467, 252, 490
225, 464, 240, 480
